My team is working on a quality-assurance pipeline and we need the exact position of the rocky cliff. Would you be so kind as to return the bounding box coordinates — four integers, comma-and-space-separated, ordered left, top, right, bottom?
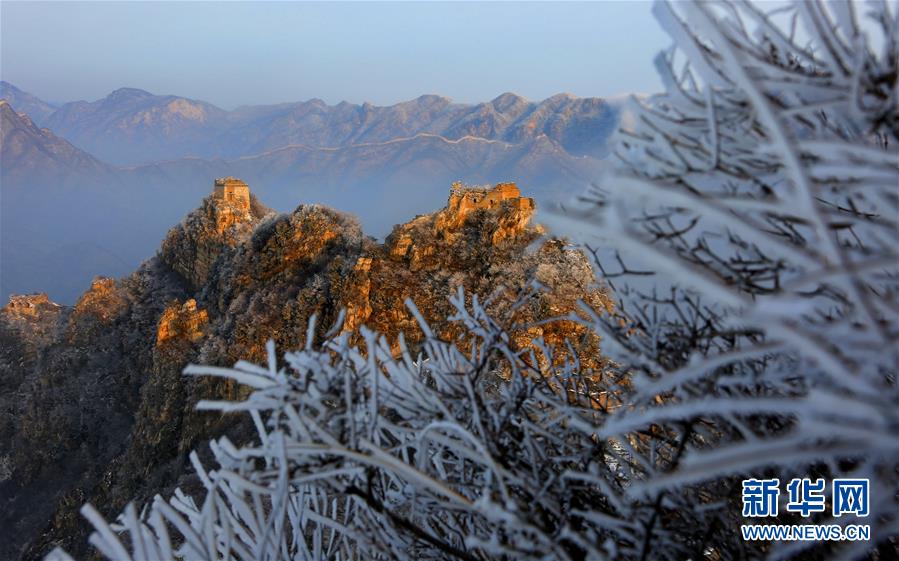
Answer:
0, 179, 611, 560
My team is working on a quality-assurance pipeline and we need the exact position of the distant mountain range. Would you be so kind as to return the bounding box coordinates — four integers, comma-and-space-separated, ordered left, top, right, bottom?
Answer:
1, 82, 623, 303
38, 85, 618, 165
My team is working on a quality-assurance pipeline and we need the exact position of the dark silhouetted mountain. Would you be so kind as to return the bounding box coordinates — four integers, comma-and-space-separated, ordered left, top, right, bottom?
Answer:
0, 82, 57, 125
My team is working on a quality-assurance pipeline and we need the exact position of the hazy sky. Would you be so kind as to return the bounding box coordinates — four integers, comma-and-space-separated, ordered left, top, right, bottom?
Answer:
1, 1, 669, 108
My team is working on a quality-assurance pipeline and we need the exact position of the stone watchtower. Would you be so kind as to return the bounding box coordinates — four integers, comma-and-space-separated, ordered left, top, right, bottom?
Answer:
212, 177, 250, 208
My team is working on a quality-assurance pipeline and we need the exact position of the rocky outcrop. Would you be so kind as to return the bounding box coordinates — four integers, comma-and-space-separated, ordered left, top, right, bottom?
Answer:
159, 178, 271, 290
386, 182, 537, 270
0, 294, 66, 396
349, 183, 609, 364
156, 299, 208, 344
343, 257, 374, 333
3, 293, 58, 318
1, 293, 64, 342
72, 277, 127, 322
0, 178, 612, 560
438, 182, 537, 244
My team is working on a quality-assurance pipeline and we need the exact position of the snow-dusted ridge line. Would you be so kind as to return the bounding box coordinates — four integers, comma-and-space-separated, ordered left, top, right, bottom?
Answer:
233, 133, 518, 161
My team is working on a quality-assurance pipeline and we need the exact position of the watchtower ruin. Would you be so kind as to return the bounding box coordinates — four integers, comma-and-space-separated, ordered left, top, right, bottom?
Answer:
447, 182, 530, 214
213, 177, 250, 207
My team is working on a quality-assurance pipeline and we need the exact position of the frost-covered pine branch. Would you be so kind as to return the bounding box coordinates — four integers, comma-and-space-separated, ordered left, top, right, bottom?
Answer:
50, 291, 639, 561
548, 0, 899, 558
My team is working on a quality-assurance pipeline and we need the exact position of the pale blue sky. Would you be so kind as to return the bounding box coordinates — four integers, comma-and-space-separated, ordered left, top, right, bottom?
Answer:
1, 1, 668, 108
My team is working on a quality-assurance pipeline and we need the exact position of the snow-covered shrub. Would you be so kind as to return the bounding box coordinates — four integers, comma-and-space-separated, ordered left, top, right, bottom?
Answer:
51, 1, 897, 559
49, 291, 634, 561
549, 0, 899, 557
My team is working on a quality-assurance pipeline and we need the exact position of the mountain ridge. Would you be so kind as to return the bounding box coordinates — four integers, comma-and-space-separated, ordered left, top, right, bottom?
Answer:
0, 100, 114, 183
0, 179, 610, 560
0, 82, 58, 125
3, 82, 619, 164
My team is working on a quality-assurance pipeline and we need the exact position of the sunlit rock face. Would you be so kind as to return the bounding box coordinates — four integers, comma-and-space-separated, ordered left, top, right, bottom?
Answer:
73, 277, 127, 322
3, 293, 60, 321
156, 299, 208, 344
355, 182, 608, 363
342, 257, 374, 333
387, 182, 538, 270
0, 294, 66, 377
438, 182, 537, 244
0, 177, 613, 560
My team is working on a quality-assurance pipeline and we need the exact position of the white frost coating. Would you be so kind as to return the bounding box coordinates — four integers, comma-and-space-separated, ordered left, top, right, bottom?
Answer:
547, 0, 898, 557
60, 291, 631, 561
